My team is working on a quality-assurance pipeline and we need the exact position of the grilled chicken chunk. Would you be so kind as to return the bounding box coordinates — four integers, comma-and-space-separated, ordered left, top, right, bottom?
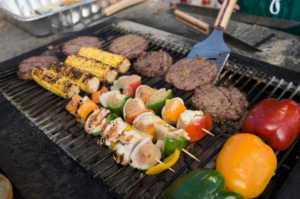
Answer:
84, 108, 111, 134
120, 75, 141, 96
113, 128, 151, 165
177, 110, 205, 130
123, 98, 146, 120
130, 138, 161, 170
154, 123, 190, 142
135, 85, 156, 102
101, 119, 129, 147
133, 113, 163, 132
107, 91, 126, 106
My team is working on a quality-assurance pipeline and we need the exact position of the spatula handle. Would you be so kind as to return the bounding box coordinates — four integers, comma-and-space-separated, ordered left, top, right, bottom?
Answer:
104, 0, 146, 16
174, 10, 212, 35
214, 0, 238, 30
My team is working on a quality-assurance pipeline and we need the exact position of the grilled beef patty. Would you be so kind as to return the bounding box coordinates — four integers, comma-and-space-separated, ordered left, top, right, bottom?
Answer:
165, 57, 217, 91
133, 51, 172, 77
62, 36, 102, 55
108, 34, 148, 59
17, 55, 58, 80
191, 85, 249, 121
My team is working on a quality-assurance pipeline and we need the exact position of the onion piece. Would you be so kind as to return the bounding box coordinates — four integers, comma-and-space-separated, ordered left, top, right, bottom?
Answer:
129, 137, 151, 161
123, 98, 132, 121
111, 76, 128, 91
132, 112, 155, 124
156, 140, 164, 151
135, 85, 144, 99
99, 90, 120, 108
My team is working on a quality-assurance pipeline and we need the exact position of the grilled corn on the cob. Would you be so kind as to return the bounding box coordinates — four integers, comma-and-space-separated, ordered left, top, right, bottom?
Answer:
78, 47, 130, 74
65, 55, 118, 84
50, 62, 99, 93
32, 67, 80, 99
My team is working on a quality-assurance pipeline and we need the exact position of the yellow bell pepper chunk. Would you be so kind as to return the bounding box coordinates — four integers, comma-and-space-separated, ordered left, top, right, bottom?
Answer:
124, 125, 134, 132
144, 120, 168, 143
146, 149, 180, 175
110, 141, 118, 150
164, 99, 187, 124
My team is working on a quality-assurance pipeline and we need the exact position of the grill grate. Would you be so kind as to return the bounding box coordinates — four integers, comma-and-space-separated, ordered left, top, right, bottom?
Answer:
0, 19, 300, 199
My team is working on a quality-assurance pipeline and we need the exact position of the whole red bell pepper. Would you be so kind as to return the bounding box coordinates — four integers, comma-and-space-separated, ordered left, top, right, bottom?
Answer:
242, 98, 300, 151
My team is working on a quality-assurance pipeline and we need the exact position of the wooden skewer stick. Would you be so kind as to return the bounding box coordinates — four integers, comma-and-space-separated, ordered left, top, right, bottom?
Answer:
202, 128, 215, 137
182, 149, 200, 162
155, 158, 175, 173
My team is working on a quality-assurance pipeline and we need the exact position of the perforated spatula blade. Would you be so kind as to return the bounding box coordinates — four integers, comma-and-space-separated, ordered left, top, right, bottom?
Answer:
188, 29, 230, 82
187, 0, 237, 84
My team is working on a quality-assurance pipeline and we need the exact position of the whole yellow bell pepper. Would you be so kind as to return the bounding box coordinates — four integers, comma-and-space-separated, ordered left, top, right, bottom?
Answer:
146, 149, 180, 175
216, 133, 277, 199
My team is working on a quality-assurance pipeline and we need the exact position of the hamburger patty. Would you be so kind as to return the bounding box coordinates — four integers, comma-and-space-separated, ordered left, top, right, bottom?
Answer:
191, 85, 249, 121
17, 55, 58, 80
165, 57, 217, 91
133, 51, 173, 77
108, 34, 148, 59
62, 36, 102, 55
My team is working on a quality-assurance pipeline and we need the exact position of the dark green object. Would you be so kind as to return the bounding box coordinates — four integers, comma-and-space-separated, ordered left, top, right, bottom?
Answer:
162, 168, 244, 199
91, 113, 120, 137
258, 135, 268, 144
107, 96, 131, 118
147, 90, 173, 117
237, 0, 300, 36
106, 113, 119, 122
162, 137, 188, 156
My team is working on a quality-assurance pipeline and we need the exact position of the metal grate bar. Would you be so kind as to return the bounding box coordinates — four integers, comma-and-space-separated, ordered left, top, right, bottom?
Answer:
267, 79, 284, 98
109, 169, 139, 193
289, 85, 300, 99
89, 151, 114, 170
278, 82, 293, 100
29, 100, 65, 120
230, 68, 249, 88
104, 166, 129, 182
94, 162, 117, 177
82, 147, 107, 164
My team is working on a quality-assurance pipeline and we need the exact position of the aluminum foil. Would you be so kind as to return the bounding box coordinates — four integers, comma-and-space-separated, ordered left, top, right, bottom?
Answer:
0, 0, 115, 36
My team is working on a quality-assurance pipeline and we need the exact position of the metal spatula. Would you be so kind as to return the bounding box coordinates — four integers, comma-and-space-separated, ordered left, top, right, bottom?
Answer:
187, 0, 238, 83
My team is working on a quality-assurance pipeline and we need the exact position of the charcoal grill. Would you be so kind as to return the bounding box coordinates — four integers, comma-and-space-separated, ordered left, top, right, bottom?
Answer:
0, 18, 300, 199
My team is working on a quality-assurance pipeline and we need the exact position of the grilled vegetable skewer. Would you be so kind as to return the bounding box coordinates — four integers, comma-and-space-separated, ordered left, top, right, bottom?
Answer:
32, 67, 80, 99
50, 62, 100, 93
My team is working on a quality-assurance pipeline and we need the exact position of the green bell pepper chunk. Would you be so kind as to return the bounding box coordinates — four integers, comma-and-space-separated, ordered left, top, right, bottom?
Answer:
106, 113, 119, 122
162, 137, 188, 156
147, 89, 173, 117
163, 168, 244, 199
92, 130, 102, 137
92, 113, 120, 137
107, 96, 131, 118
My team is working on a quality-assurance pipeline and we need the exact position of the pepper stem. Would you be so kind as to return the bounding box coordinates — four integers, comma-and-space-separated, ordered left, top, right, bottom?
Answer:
202, 128, 215, 137
155, 158, 175, 172
182, 149, 200, 162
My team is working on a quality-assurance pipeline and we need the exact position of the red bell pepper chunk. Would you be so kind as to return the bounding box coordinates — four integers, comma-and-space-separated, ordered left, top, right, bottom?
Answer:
129, 81, 141, 98
186, 115, 213, 143
242, 98, 300, 151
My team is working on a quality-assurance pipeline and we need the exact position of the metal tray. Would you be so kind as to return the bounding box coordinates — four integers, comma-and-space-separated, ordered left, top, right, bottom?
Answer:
0, 0, 113, 36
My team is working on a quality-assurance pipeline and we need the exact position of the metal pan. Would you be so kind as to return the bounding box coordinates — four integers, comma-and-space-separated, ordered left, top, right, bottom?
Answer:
0, 0, 146, 36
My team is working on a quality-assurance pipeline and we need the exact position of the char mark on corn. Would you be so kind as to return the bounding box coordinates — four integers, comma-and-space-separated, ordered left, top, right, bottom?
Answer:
31, 66, 80, 98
